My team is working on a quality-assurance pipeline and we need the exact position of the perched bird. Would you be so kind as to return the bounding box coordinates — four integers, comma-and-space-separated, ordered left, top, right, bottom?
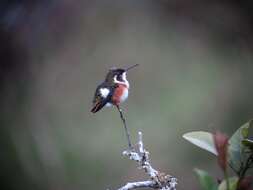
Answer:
91, 64, 139, 113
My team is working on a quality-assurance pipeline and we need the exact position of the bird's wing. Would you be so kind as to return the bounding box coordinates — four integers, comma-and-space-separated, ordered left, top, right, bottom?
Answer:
91, 84, 114, 113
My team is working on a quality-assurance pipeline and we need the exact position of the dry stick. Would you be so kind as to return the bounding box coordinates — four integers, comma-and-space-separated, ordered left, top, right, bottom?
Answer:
118, 131, 178, 190
118, 180, 157, 190
116, 105, 132, 149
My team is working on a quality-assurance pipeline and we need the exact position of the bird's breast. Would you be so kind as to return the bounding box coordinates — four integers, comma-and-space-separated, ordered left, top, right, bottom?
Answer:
112, 84, 129, 105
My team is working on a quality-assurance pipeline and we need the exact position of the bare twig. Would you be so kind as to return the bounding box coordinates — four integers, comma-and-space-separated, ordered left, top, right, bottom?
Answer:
116, 105, 132, 149
117, 131, 177, 190
118, 181, 157, 190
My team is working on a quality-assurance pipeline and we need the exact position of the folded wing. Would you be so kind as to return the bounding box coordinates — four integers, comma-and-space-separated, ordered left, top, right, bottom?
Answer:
91, 85, 113, 113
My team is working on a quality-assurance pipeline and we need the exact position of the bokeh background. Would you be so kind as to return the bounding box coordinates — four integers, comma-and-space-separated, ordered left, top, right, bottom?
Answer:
1, 0, 253, 190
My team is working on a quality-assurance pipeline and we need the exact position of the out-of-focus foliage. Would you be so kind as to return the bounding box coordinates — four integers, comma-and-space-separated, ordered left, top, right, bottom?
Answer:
183, 131, 217, 155
213, 132, 229, 172
195, 169, 218, 190
242, 139, 253, 151
218, 177, 238, 190
184, 120, 253, 190
228, 120, 253, 173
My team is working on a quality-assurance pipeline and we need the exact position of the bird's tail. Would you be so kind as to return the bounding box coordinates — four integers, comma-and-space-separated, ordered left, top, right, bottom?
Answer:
91, 101, 108, 113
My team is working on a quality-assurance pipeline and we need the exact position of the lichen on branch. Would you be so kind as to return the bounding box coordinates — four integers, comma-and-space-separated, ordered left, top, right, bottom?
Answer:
116, 131, 177, 190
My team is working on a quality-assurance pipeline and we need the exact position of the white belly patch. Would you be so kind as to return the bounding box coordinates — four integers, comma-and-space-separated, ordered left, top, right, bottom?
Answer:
106, 102, 112, 107
120, 88, 129, 103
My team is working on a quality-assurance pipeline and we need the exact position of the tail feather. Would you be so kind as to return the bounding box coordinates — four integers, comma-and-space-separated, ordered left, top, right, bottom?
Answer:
91, 103, 101, 113
91, 100, 108, 113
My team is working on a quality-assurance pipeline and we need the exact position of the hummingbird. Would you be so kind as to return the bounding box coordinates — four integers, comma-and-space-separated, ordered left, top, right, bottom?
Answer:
91, 64, 139, 113
91, 64, 139, 149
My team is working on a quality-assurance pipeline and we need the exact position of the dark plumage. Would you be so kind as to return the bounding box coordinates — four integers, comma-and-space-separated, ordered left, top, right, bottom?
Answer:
91, 83, 115, 113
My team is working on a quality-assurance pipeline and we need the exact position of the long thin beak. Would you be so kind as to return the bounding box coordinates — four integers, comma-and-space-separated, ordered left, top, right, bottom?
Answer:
125, 64, 139, 72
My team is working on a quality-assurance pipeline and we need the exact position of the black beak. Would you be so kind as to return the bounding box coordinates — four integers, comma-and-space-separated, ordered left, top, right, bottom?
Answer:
125, 64, 139, 72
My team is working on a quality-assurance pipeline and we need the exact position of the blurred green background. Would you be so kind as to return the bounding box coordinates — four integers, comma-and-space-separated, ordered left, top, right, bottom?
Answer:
1, 0, 253, 190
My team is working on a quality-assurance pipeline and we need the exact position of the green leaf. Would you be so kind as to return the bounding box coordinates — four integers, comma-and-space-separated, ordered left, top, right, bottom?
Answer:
242, 139, 253, 150
228, 120, 253, 172
183, 131, 217, 155
218, 177, 238, 190
194, 168, 218, 190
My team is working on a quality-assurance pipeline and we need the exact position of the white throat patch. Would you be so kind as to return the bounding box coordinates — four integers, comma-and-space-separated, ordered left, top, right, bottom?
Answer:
113, 72, 129, 88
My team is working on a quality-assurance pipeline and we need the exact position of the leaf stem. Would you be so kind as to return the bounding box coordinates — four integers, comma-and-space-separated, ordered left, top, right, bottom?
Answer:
237, 153, 253, 189
224, 169, 230, 190
228, 162, 239, 176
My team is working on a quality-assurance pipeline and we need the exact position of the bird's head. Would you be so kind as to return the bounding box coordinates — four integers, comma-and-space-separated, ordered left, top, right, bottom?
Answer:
105, 64, 139, 84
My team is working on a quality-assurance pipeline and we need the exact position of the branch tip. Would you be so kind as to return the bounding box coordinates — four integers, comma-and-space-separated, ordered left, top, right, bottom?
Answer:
118, 132, 177, 190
